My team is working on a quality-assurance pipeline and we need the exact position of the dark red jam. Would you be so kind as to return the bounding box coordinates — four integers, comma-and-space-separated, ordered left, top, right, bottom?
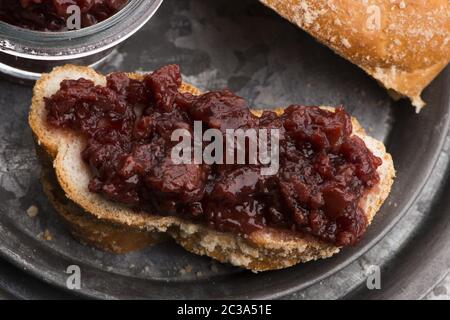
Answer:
0, 0, 127, 31
45, 64, 382, 246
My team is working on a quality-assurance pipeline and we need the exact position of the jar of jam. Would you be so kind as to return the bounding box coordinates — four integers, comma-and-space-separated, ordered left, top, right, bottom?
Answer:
0, 0, 129, 32
0, 0, 162, 82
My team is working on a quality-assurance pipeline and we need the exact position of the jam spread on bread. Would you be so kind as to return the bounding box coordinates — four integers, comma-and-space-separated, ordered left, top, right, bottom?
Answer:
0, 0, 127, 31
44, 64, 382, 246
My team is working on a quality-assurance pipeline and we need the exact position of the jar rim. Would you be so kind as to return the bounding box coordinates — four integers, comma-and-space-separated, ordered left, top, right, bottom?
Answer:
0, 0, 163, 60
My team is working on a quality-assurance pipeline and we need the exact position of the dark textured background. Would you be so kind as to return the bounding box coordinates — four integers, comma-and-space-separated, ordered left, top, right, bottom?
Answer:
0, 0, 448, 299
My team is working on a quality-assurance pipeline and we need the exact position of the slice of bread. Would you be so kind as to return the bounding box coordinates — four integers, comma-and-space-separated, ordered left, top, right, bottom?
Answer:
29, 65, 395, 271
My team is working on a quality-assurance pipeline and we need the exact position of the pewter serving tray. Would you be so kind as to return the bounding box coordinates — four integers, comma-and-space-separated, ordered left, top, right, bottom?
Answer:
0, 0, 449, 299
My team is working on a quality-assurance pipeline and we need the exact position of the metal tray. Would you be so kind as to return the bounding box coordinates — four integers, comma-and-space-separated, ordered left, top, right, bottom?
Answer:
0, 0, 449, 299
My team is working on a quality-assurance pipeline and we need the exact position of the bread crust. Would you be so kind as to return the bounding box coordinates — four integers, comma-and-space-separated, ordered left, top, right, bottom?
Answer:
259, 0, 450, 111
29, 65, 395, 271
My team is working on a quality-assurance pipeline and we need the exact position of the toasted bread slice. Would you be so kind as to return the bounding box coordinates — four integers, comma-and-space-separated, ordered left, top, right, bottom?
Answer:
29, 65, 395, 271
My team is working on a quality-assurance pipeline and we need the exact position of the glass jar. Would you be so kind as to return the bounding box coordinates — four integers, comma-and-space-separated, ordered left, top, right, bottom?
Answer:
0, 0, 163, 82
